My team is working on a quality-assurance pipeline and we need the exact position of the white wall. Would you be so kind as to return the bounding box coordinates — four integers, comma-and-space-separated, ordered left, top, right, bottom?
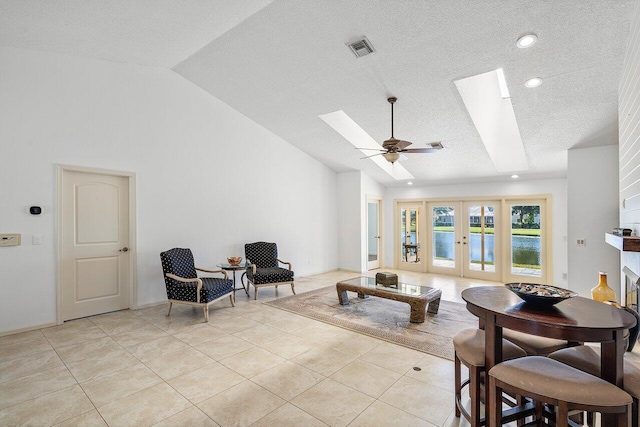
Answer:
567, 146, 620, 298
384, 178, 568, 287
0, 47, 339, 333
337, 172, 362, 272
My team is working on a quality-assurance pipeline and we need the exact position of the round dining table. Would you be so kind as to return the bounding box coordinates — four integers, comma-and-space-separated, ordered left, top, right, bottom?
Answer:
461, 286, 637, 427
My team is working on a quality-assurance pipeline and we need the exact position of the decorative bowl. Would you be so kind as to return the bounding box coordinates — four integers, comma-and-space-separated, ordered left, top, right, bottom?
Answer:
505, 283, 577, 307
227, 256, 242, 266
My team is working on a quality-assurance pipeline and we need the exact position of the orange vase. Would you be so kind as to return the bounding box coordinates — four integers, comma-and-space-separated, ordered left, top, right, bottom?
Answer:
591, 271, 616, 302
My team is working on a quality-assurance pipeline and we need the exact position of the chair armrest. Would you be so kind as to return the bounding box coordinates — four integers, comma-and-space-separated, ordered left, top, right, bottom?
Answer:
195, 268, 228, 280
246, 259, 256, 274
165, 273, 203, 303
277, 258, 292, 270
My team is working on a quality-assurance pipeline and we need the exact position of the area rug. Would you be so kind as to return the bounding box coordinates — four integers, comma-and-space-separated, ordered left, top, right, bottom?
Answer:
264, 285, 478, 360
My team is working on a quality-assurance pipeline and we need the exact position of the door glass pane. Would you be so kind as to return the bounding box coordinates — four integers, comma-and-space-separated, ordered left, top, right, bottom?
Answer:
510, 204, 541, 277
367, 202, 378, 262
467, 205, 495, 272
432, 206, 455, 268
401, 207, 421, 263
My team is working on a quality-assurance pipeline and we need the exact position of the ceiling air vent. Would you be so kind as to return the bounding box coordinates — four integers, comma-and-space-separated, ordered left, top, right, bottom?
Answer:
429, 142, 444, 150
347, 38, 375, 58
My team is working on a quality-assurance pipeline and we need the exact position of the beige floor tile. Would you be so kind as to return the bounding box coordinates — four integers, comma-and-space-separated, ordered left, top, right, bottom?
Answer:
349, 401, 436, 427
67, 347, 141, 383
152, 406, 219, 427
149, 314, 204, 334
54, 409, 108, 427
195, 334, 255, 361
97, 382, 191, 427
173, 323, 229, 346
0, 365, 77, 410
42, 320, 109, 348
0, 334, 53, 361
251, 403, 327, 427
55, 336, 123, 363
251, 360, 325, 400
263, 311, 319, 332
127, 335, 191, 363
359, 342, 425, 374
167, 362, 245, 403
218, 346, 286, 378
0, 329, 44, 347
197, 380, 285, 427
259, 333, 316, 359
232, 323, 286, 345
291, 378, 375, 427
291, 323, 354, 346
405, 354, 455, 393
91, 316, 153, 336
291, 346, 357, 376
213, 316, 260, 334
0, 348, 64, 383
379, 376, 455, 426
0, 385, 94, 426
146, 346, 215, 380
239, 306, 286, 323
329, 359, 402, 398
330, 333, 382, 356
110, 322, 170, 347
81, 364, 163, 407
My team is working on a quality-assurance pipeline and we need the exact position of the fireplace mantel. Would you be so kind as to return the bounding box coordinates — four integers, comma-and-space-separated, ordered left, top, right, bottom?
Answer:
605, 233, 640, 252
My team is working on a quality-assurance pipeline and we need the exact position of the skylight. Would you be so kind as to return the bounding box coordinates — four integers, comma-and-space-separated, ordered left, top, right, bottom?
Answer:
319, 110, 414, 181
455, 69, 529, 173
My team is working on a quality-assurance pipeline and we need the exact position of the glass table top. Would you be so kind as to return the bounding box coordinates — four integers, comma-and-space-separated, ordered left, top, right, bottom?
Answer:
338, 276, 436, 297
216, 263, 251, 269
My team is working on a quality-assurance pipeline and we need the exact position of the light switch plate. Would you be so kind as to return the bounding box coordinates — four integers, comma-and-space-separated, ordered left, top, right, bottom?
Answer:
33, 234, 42, 245
0, 234, 21, 246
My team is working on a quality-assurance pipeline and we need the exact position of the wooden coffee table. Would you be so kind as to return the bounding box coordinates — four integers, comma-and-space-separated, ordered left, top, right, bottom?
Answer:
336, 276, 442, 323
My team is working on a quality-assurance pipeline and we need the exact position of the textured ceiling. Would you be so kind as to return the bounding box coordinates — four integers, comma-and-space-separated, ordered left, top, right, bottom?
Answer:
1, 0, 635, 186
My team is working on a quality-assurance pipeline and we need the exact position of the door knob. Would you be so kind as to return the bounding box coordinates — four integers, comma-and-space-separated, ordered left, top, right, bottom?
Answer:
456, 241, 461, 244
119, 247, 129, 252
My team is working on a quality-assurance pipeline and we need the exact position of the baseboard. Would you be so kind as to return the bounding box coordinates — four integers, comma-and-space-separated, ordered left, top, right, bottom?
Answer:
0, 321, 58, 337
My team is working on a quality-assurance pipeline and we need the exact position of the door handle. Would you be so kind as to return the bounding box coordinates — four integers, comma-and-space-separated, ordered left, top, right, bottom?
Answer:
455, 241, 461, 244
119, 247, 129, 252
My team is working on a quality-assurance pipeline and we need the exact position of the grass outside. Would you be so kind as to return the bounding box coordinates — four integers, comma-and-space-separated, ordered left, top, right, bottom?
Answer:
436, 258, 541, 270
433, 226, 540, 237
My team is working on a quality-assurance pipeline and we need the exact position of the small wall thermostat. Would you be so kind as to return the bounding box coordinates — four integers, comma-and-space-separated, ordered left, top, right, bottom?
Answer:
30, 206, 42, 215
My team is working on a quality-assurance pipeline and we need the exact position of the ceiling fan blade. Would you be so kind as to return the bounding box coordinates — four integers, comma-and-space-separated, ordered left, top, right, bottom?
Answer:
399, 148, 439, 154
355, 148, 386, 152
394, 140, 413, 150
360, 152, 384, 159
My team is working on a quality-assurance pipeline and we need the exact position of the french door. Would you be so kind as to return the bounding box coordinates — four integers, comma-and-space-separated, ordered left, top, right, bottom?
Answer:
367, 198, 381, 270
427, 203, 460, 275
398, 203, 423, 272
461, 201, 501, 281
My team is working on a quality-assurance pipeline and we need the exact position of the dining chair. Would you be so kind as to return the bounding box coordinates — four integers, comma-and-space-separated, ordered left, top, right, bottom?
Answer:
244, 241, 295, 300
160, 248, 235, 322
489, 356, 632, 427
453, 328, 527, 426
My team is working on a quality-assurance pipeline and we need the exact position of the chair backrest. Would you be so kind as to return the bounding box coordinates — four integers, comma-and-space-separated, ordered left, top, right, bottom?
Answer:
245, 242, 278, 268
160, 248, 197, 289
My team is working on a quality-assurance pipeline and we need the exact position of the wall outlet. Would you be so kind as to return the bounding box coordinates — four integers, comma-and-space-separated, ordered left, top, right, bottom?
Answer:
576, 238, 586, 246
0, 234, 21, 246
33, 234, 42, 245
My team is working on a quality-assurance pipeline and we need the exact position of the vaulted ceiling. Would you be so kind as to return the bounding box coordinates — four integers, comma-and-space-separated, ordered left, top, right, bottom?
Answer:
1, 0, 635, 186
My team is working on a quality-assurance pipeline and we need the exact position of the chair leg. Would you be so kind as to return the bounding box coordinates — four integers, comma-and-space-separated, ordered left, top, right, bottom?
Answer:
470, 365, 481, 426
557, 401, 569, 427
204, 306, 209, 322
166, 302, 172, 317
454, 353, 462, 417
633, 397, 638, 427
229, 293, 235, 307
489, 375, 502, 427
254, 287, 258, 300
291, 282, 296, 295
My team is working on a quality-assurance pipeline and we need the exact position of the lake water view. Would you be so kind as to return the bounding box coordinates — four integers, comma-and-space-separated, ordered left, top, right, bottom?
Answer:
433, 231, 541, 267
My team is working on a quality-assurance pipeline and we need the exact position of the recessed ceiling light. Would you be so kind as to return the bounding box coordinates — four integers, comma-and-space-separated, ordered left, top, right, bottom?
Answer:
407, 181, 413, 185
516, 34, 537, 49
524, 77, 542, 88
511, 174, 519, 179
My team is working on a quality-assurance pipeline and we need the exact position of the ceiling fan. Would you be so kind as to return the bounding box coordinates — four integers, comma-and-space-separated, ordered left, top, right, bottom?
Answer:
360, 97, 443, 163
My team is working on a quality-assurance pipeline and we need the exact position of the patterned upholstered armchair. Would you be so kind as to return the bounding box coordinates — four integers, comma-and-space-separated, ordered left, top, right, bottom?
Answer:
244, 242, 295, 300
160, 248, 234, 322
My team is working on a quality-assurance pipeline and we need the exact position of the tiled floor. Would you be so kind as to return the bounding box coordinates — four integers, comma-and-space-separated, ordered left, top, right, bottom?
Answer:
3, 269, 629, 426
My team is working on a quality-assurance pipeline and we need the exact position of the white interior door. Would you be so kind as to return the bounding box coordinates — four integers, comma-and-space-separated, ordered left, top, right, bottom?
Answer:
367, 198, 381, 270
62, 170, 130, 321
